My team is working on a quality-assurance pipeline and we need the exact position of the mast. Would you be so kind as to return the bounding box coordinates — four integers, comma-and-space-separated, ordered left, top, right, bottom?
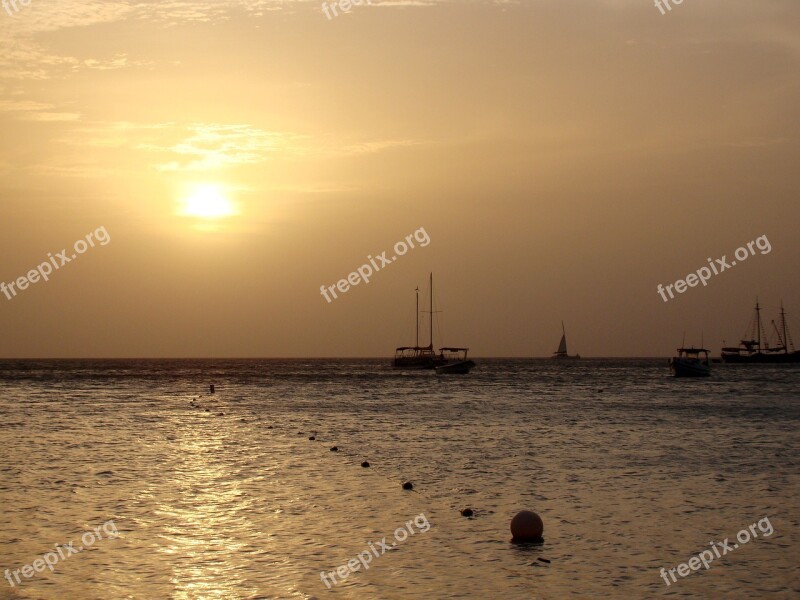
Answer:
756, 299, 762, 352
415, 286, 419, 348
781, 301, 788, 354
429, 272, 433, 349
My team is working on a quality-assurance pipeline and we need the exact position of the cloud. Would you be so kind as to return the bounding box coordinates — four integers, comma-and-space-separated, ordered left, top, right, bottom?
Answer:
139, 123, 301, 171
0, 99, 81, 121
339, 139, 427, 156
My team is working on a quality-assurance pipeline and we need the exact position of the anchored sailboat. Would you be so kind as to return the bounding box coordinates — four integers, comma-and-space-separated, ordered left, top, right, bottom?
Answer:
721, 300, 800, 363
552, 321, 580, 359
392, 274, 474, 372
392, 275, 444, 369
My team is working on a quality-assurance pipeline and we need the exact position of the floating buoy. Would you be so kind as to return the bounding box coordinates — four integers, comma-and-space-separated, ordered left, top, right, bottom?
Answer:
205, 408, 210, 412
216, 412, 224, 416
210, 384, 215, 394
267, 426, 273, 429
309, 436, 316, 441
510, 510, 544, 542
402, 481, 413, 490
330, 446, 339, 452
461, 508, 474, 517
361, 461, 370, 468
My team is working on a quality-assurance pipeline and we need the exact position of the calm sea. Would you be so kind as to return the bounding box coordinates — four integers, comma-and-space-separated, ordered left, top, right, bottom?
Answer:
0, 359, 797, 599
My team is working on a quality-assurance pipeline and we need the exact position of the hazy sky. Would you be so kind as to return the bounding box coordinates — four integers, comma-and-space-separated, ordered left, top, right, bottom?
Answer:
1, 0, 798, 358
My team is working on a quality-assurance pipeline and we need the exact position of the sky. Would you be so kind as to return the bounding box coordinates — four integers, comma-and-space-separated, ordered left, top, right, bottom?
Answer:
0, 0, 798, 358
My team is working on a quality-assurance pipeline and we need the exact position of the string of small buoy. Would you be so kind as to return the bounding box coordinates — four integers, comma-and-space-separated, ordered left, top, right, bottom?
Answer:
299, 431, 552, 572
188, 385, 551, 574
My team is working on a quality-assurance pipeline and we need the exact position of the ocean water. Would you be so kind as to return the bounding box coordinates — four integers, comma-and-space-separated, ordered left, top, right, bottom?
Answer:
0, 359, 798, 600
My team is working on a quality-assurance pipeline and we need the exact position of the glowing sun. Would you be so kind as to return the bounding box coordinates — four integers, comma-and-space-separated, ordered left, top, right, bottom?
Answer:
181, 185, 236, 218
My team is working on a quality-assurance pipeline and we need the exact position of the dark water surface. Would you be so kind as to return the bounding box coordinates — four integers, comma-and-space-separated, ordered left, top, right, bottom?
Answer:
0, 359, 798, 599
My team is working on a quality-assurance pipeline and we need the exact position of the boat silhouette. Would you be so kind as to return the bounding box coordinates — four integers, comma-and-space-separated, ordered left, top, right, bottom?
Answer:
721, 300, 800, 363
552, 321, 580, 359
392, 273, 474, 373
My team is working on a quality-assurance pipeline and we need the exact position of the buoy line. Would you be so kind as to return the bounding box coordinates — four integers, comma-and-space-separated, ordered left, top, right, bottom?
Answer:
291, 430, 539, 576
278, 424, 552, 571
187, 393, 551, 572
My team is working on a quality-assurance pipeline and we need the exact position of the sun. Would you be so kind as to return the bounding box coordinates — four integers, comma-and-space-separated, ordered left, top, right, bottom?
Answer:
180, 185, 236, 219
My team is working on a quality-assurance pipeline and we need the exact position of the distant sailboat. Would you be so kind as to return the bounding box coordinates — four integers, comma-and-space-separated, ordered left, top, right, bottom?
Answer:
552, 321, 580, 359
392, 276, 444, 369
392, 273, 474, 372
721, 300, 800, 363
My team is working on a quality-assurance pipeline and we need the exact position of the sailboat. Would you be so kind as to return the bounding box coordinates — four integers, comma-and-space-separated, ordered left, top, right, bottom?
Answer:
721, 300, 800, 363
552, 321, 580, 359
392, 274, 474, 372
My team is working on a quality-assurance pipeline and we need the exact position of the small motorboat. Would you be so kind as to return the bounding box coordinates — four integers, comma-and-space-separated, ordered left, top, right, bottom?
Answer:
669, 347, 711, 377
435, 348, 476, 374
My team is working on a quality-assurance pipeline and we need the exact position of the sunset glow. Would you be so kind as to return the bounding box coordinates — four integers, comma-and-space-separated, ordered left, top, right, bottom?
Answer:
180, 186, 236, 219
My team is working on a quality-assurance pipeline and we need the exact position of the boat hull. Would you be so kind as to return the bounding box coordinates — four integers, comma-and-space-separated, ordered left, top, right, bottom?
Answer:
721, 351, 800, 364
670, 358, 711, 377
435, 360, 476, 374
392, 359, 445, 369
